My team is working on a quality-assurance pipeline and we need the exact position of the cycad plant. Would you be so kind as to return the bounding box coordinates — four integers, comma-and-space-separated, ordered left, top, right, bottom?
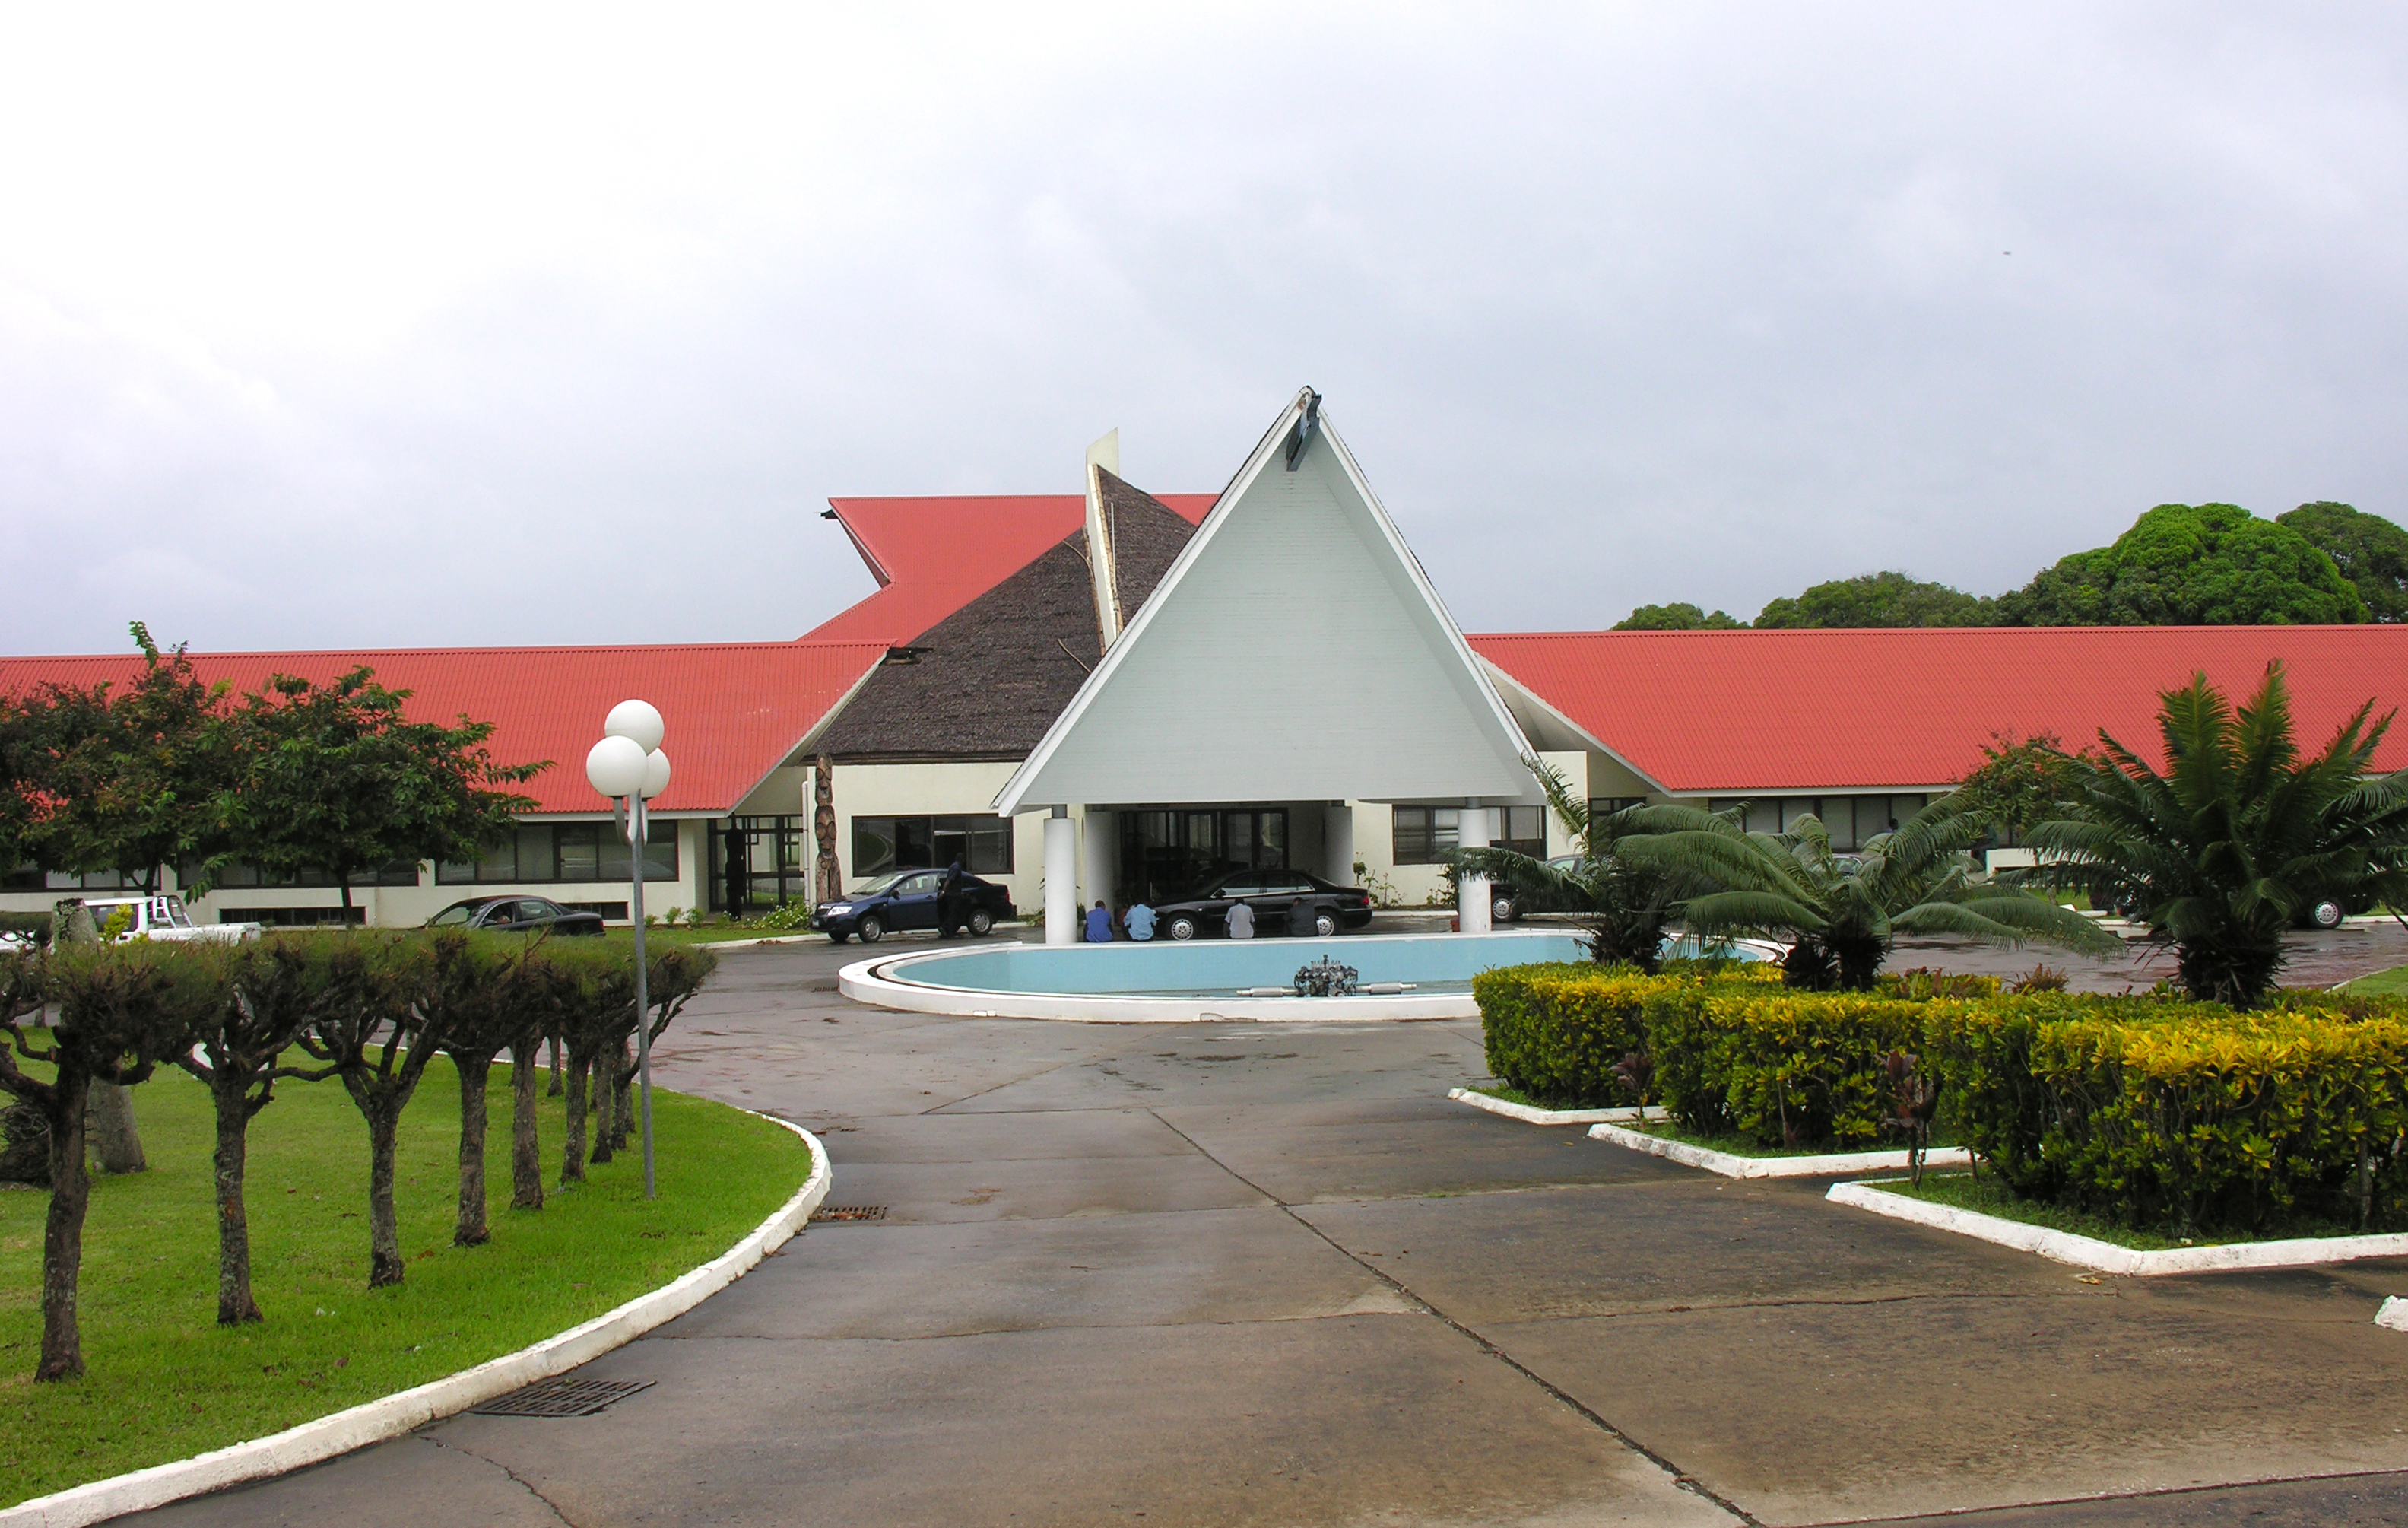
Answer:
1615, 793, 2120, 990
2024, 663, 2408, 1006
1454, 760, 1689, 969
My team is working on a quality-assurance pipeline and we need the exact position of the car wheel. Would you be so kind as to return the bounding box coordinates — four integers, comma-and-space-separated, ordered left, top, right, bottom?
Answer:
1313, 909, 1340, 939
1493, 894, 1517, 923
1168, 915, 1199, 941
2310, 899, 2346, 929
857, 915, 885, 943
968, 909, 994, 936
827, 931, 848, 945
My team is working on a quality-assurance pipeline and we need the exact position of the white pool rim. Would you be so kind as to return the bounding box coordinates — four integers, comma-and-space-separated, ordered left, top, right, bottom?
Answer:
837, 928, 1588, 1022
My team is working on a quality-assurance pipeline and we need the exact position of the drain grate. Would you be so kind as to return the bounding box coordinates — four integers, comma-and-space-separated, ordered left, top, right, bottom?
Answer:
471, 1377, 655, 1418
811, 1205, 887, 1222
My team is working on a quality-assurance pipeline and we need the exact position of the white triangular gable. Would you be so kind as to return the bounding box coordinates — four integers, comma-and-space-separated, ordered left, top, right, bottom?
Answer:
995, 390, 1540, 814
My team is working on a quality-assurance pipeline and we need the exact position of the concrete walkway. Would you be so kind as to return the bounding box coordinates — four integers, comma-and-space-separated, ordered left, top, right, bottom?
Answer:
132, 939, 2408, 1527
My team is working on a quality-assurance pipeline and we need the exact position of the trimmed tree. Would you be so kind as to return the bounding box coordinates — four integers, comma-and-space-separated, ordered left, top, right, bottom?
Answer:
300, 935, 446, 1287
2025, 663, 2408, 1005
426, 929, 544, 1245
210, 666, 543, 917
0, 941, 218, 1379
178, 936, 340, 1324
603, 944, 719, 1154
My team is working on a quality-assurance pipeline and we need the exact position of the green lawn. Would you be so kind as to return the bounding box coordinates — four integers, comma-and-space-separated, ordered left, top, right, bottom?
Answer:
1, 1058, 808, 1508
2341, 964, 2408, 996
1864, 1171, 2406, 1251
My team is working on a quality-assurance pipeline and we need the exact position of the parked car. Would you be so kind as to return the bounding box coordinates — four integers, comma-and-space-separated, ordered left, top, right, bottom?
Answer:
1493, 853, 1583, 923
426, 896, 607, 936
82, 894, 259, 944
1153, 869, 1374, 941
814, 868, 1015, 944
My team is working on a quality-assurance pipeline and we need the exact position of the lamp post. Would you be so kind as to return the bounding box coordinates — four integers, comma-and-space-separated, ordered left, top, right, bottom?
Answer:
585, 700, 671, 1200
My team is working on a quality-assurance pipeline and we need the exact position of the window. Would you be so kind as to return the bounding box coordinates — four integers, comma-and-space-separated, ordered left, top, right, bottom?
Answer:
437, 821, 677, 884
1588, 797, 1645, 824
849, 815, 1014, 877
1392, 807, 1459, 865
1393, 806, 1540, 862
1703, 796, 1929, 854
185, 860, 419, 889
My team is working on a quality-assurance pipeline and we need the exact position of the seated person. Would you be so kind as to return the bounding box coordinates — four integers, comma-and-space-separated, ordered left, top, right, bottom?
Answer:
1084, 899, 1113, 942
1125, 901, 1156, 941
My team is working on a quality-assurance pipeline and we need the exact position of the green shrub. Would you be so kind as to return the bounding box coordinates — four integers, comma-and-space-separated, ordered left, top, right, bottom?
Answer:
1474, 961, 1778, 1109
755, 901, 814, 932
1667, 990, 1928, 1148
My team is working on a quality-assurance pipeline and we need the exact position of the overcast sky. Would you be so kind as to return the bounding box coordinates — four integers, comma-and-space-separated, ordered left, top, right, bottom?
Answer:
5, 5, 2404, 655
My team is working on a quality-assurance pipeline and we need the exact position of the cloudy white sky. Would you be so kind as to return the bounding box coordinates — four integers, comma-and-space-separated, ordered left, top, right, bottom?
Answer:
4, 4, 2404, 654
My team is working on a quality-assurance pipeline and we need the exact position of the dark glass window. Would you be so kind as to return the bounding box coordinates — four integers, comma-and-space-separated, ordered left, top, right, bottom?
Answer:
189, 860, 419, 889
1391, 807, 1458, 865
437, 821, 677, 884
849, 815, 1014, 877
1500, 806, 1545, 857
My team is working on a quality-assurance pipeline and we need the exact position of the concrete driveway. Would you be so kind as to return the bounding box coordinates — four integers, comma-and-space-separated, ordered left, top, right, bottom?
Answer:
131, 937, 2408, 1527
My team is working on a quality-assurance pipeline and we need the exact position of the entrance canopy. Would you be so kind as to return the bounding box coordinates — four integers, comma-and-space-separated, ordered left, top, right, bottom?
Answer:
995, 389, 1541, 816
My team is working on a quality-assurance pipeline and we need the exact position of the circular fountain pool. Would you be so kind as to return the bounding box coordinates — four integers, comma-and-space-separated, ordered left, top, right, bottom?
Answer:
841, 929, 1593, 1022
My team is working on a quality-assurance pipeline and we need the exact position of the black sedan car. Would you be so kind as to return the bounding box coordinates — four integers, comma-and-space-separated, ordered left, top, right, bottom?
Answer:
426, 896, 606, 936
813, 868, 1016, 944
1152, 869, 1374, 941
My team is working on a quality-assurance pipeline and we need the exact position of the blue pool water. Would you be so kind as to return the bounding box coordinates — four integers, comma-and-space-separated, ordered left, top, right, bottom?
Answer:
878, 931, 1597, 999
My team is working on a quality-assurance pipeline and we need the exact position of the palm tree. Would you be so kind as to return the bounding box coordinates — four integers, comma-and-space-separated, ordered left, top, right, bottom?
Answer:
1614, 793, 2120, 990
1454, 761, 1691, 970
2024, 663, 2408, 1006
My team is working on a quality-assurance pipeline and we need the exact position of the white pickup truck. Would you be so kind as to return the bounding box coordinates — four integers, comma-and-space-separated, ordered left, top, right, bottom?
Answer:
82, 894, 261, 945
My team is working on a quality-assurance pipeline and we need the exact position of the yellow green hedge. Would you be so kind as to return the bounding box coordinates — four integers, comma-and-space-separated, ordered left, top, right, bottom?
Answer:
1475, 963, 2408, 1234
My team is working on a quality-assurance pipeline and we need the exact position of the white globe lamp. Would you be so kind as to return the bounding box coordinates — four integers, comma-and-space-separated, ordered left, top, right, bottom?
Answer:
604, 699, 665, 754
585, 735, 649, 799
639, 748, 672, 800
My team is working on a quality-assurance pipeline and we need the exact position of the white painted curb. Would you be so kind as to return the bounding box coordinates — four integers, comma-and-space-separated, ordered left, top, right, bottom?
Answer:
1, 1114, 830, 1528
1447, 1088, 1664, 1126
1588, 1121, 1973, 1180
2378, 1297, 2408, 1331
1827, 1179, 2408, 1276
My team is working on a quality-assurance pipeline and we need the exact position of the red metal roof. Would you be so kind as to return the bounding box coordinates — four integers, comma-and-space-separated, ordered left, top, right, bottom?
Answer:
803, 493, 1216, 644
1470, 626, 2408, 793
0, 642, 886, 815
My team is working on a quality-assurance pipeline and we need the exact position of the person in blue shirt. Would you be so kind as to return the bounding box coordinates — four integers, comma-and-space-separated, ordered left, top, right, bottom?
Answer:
1125, 901, 1156, 941
1084, 900, 1113, 942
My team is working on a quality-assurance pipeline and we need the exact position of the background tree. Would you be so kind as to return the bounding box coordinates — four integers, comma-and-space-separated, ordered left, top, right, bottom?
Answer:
1618, 795, 2119, 990
2279, 501, 2408, 624
1613, 602, 1744, 631
0, 941, 217, 1379
213, 667, 544, 916
1753, 571, 1996, 628
2024, 664, 2408, 1005
1455, 760, 1691, 968
177, 938, 338, 1324
1951, 732, 2085, 847
299, 936, 446, 1287
1999, 504, 2365, 627
18, 624, 233, 895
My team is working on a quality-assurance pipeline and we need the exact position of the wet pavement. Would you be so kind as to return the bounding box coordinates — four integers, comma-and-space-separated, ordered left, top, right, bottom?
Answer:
120, 932, 2408, 1528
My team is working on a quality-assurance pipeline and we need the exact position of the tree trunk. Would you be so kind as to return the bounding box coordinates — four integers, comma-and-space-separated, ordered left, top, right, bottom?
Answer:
547, 1035, 563, 1098
39, 1075, 93, 1380
366, 1110, 404, 1288
589, 1050, 617, 1165
339, 875, 355, 918
509, 1039, 544, 1211
452, 1052, 493, 1247
211, 1075, 262, 1324
610, 1037, 635, 1152
560, 1050, 589, 1185
84, 1080, 146, 1174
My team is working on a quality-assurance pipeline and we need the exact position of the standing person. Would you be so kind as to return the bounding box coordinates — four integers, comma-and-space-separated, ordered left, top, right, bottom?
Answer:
1225, 897, 1255, 939
1084, 899, 1113, 942
1125, 900, 1156, 941
936, 859, 966, 939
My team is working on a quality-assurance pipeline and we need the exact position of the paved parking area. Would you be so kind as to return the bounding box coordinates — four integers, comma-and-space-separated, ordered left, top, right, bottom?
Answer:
129, 934, 2408, 1527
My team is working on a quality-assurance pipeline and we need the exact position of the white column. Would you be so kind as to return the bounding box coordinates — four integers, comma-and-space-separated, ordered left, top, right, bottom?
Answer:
1322, 803, 1355, 887
1457, 802, 1494, 935
1081, 808, 1115, 916
1044, 807, 1078, 946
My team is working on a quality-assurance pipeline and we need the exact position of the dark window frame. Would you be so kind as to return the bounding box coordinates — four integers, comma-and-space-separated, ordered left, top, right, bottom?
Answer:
436, 821, 678, 885
848, 814, 1015, 878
